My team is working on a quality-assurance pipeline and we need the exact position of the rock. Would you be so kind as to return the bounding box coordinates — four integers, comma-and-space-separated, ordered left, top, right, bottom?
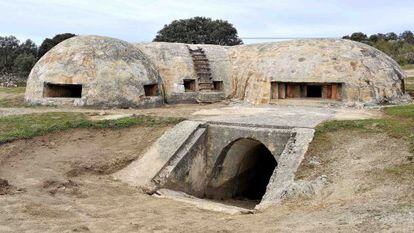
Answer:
283, 175, 329, 199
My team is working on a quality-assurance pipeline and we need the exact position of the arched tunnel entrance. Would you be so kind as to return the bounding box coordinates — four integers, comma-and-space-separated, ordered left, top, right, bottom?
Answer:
206, 138, 277, 202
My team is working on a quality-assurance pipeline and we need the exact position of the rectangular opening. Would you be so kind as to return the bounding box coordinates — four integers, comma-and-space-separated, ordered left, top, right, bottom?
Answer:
270, 82, 342, 100
213, 81, 223, 91
306, 85, 322, 98
43, 83, 82, 98
183, 79, 196, 92
144, 84, 158, 96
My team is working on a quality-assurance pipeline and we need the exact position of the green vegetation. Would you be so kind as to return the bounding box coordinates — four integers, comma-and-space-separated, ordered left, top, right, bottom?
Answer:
404, 77, 414, 92
402, 64, 414, 70
0, 112, 183, 143
315, 104, 414, 153
343, 31, 414, 65
298, 104, 414, 181
0, 33, 75, 82
0, 87, 25, 94
0, 87, 26, 107
153, 17, 243, 46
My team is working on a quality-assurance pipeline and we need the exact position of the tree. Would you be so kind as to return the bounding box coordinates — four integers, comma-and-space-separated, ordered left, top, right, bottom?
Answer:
19, 39, 37, 57
38, 33, 76, 58
400, 31, 414, 44
13, 53, 37, 75
350, 32, 368, 42
0, 36, 20, 73
385, 32, 398, 41
153, 17, 243, 46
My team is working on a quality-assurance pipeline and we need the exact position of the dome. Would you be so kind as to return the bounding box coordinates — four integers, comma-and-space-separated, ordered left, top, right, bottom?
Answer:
25, 35, 164, 108
228, 39, 408, 105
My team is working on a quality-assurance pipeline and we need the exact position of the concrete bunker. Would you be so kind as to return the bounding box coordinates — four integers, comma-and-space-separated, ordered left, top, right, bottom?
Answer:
206, 138, 277, 201
43, 83, 82, 98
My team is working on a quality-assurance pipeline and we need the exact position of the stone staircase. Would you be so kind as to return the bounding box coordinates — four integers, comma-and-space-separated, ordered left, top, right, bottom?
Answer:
187, 46, 214, 91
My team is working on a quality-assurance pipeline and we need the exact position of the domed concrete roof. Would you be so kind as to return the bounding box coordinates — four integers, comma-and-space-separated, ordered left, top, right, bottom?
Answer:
228, 39, 407, 105
25, 35, 163, 107
25, 37, 409, 107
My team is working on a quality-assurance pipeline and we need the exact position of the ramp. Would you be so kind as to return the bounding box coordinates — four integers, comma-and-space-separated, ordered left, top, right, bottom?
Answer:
113, 120, 206, 192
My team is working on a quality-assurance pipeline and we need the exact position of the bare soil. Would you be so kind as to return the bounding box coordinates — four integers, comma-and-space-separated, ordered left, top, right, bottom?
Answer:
1, 125, 413, 232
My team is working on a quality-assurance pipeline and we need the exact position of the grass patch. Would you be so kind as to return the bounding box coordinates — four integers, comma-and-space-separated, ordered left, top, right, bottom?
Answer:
404, 76, 414, 92
0, 87, 26, 94
315, 115, 414, 153
0, 87, 27, 107
302, 104, 414, 180
0, 96, 26, 108
0, 112, 183, 143
402, 64, 414, 70
384, 163, 414, 177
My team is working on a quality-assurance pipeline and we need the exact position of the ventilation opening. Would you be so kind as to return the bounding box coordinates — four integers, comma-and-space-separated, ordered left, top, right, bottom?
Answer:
306, 85, 322, 98
43, 83, 82, 98
207, 139, 277, 204
271, 82, 342, 100
183, 79, 196, 92
144, 84, 158, 96
213, 81, 223, 91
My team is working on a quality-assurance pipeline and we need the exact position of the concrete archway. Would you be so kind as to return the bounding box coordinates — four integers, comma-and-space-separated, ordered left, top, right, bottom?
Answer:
206, 138, 277, 201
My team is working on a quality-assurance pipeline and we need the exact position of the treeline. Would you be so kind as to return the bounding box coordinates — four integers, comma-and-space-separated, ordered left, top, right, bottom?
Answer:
343, 30, 414, 65
0, 33, 75, 79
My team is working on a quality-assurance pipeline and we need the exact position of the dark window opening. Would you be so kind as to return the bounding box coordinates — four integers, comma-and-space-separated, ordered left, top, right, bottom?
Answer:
144, 84, 158, 96
306, 85, 322, 98
213, 81, 223, 91
183, 79, 196, 92
43, 83, 82, 98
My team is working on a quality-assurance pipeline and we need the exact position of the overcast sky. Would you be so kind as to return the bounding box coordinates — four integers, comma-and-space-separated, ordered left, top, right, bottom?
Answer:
1, 0, 413, 45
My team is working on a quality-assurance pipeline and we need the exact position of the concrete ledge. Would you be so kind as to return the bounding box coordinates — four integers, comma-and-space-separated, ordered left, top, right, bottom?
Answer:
113, 120, 205, 190
196, 92, 224, 103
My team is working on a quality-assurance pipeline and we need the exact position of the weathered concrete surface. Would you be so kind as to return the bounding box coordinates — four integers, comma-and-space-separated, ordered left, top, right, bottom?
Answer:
25, 35, 164, 108
26, 36, 409, 107
227, 39, 409, 105
153, 189, 253, 215
258, 127, 316, 209
161, 124, 292, 199
192, 105, 336, 128
113, 120, 204, 190
135, 42, 231, 103
204, 125, 292, 199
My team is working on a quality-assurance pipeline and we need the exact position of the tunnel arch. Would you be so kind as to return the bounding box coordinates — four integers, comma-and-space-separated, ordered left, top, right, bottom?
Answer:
206, 138, 277, 201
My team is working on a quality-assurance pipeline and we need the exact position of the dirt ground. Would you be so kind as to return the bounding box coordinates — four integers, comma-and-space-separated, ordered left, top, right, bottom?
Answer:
1, 125, 413, 232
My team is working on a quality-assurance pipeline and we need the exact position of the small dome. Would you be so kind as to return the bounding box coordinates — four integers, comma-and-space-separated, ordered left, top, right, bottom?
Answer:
25, 35, 163, 107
